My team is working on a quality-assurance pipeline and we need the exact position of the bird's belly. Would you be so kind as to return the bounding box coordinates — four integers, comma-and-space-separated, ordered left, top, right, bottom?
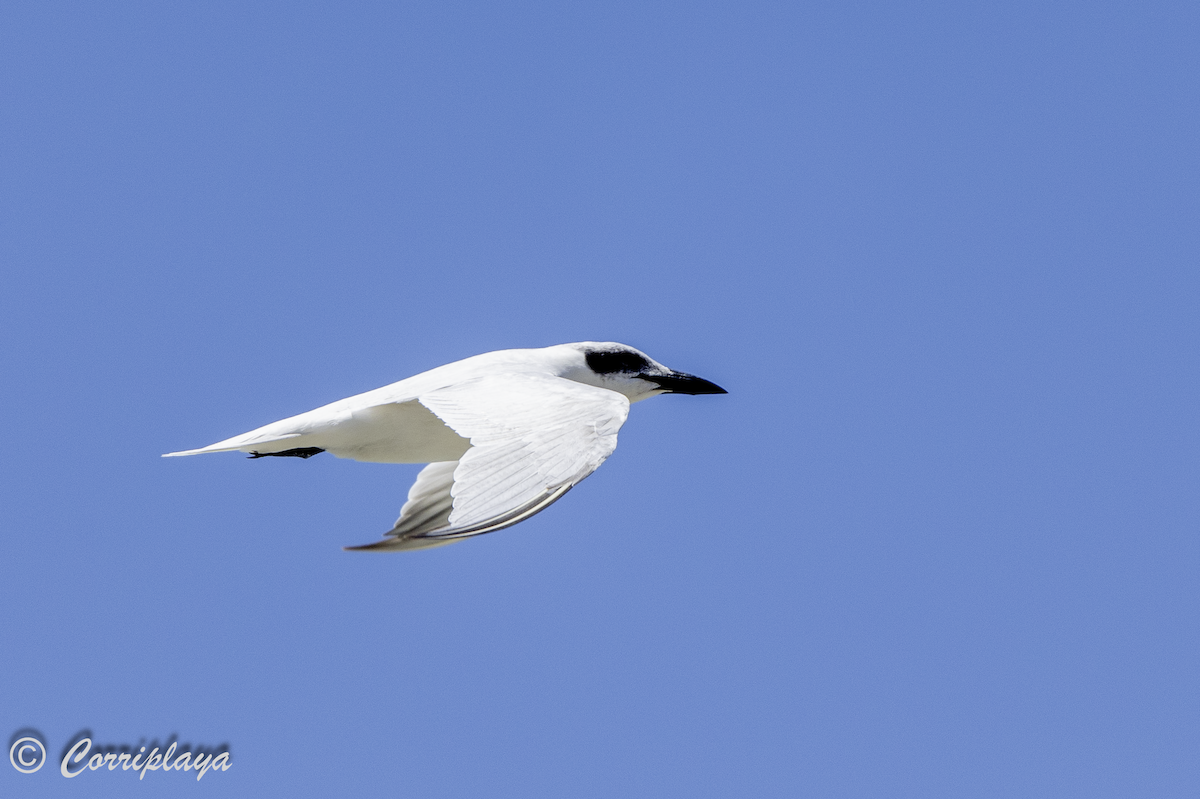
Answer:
318, 401, 471, 464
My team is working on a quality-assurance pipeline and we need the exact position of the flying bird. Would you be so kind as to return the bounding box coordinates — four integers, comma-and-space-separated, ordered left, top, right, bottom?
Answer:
164, 342, 726, 551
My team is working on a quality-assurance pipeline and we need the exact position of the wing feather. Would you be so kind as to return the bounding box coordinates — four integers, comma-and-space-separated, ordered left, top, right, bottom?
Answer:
345, 374, 629, 551
390, 461, 458, 537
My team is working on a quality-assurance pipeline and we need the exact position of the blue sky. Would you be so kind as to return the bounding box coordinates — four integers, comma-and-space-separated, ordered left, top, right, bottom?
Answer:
2, 1, 1198, 796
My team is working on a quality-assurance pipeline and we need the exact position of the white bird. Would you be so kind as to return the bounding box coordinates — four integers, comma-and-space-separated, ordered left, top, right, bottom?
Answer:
164, 342, 726, 551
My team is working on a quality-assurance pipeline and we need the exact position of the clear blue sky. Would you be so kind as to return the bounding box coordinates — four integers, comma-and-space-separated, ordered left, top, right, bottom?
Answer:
2, 1, 1198, 796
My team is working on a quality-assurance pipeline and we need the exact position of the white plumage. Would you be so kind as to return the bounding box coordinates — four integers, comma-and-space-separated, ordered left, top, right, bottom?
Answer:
164, 342, 726, 551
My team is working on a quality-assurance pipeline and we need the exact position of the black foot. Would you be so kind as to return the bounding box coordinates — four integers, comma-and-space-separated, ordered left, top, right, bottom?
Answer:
247, 447, 326, 459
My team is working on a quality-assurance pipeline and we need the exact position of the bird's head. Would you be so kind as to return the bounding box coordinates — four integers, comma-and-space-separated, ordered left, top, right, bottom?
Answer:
557, 342, 728, 403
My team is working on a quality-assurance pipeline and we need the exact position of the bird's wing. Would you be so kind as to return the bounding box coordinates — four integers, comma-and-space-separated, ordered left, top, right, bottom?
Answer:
389, 460, 458, 539
345, 373, 630, 551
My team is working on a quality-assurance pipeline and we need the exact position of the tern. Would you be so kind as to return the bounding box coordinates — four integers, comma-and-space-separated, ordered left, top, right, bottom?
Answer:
164, 342, 726, 551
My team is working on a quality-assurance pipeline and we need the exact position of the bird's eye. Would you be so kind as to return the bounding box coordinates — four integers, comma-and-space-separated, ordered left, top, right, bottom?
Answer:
585, 350, 650, 375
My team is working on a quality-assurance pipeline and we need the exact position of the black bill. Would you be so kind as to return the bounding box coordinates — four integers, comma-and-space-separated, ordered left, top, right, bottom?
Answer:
646, 371, 728, 395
